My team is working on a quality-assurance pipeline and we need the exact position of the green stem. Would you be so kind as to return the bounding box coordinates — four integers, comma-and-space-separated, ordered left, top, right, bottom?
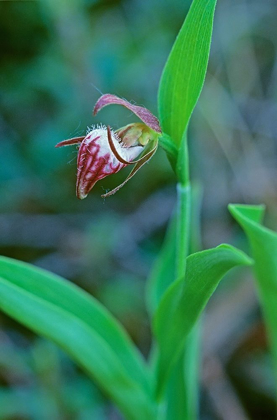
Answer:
173, 134, 200, 420
156, 134, 200, 420
176, 182, 191, 278
176, 132, 191, 278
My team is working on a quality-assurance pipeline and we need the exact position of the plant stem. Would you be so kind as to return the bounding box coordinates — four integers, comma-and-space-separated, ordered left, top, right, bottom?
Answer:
176, 132, 191, 278
176, 182, 191, 278
174, 134, 200, 420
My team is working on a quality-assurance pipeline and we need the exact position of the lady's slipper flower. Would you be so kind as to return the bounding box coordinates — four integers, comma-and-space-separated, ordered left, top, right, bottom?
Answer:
56, 94, 161, 199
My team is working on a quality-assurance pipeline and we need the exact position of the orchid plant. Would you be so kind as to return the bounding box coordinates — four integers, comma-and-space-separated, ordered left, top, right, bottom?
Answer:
1, 0, 277, 419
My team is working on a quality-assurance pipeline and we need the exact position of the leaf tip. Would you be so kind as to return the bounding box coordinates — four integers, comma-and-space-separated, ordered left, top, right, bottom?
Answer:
228, 203, 266, 225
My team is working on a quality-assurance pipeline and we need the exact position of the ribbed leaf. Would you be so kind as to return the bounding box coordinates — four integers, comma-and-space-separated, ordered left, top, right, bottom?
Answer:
165, 325, 200, 420
153, 244, 252, 396
158, 0, 217, 146
229, 204, 277, 391
0, 257, 155, 420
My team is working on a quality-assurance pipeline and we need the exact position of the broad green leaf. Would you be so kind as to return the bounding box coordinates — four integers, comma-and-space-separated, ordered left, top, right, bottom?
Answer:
0, 257, 155, 420
229, 204, 277, 389
0, 257, 148, 391
153, 244, 252, 396
158, 0, 217, 146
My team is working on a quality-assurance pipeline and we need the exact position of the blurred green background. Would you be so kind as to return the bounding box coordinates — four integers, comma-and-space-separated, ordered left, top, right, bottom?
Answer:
1, 0, 277, 418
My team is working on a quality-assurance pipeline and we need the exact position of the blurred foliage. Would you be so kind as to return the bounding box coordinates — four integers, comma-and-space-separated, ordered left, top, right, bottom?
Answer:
0, 0, 277, 418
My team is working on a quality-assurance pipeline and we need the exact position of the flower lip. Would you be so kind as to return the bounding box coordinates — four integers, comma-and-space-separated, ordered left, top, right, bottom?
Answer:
75, 127, 143, 200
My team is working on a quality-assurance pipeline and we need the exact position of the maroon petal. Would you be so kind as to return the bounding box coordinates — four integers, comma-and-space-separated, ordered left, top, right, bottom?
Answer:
55, 136, 85, 148
93, 94, 162, 134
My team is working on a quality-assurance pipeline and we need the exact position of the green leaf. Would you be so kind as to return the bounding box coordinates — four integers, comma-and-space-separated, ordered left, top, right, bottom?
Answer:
229, 204, 277, 390
165, 324, 201, 420
158, 0, 217, 146
158, 134, 178, 171
0, 257, 155, 420
153, 244, 252, 396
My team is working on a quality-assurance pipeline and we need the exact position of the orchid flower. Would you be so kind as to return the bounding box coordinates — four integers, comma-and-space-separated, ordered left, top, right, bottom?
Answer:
56, 94, 161, 199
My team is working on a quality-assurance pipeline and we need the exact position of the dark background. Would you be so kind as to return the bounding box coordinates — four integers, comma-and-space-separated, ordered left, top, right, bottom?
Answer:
0, 0, 277, 418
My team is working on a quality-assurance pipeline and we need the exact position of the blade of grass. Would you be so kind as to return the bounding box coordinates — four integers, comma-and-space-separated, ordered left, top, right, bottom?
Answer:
0, 276, 156, 420
229, 204, 277, 395
0, 256, 150, 394
0, 256, 155, 419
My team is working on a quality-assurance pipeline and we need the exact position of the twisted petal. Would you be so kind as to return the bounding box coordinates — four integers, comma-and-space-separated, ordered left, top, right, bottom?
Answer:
93, 94, 162, 134
55, 136, 85, 148
106, 126, 158, 166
